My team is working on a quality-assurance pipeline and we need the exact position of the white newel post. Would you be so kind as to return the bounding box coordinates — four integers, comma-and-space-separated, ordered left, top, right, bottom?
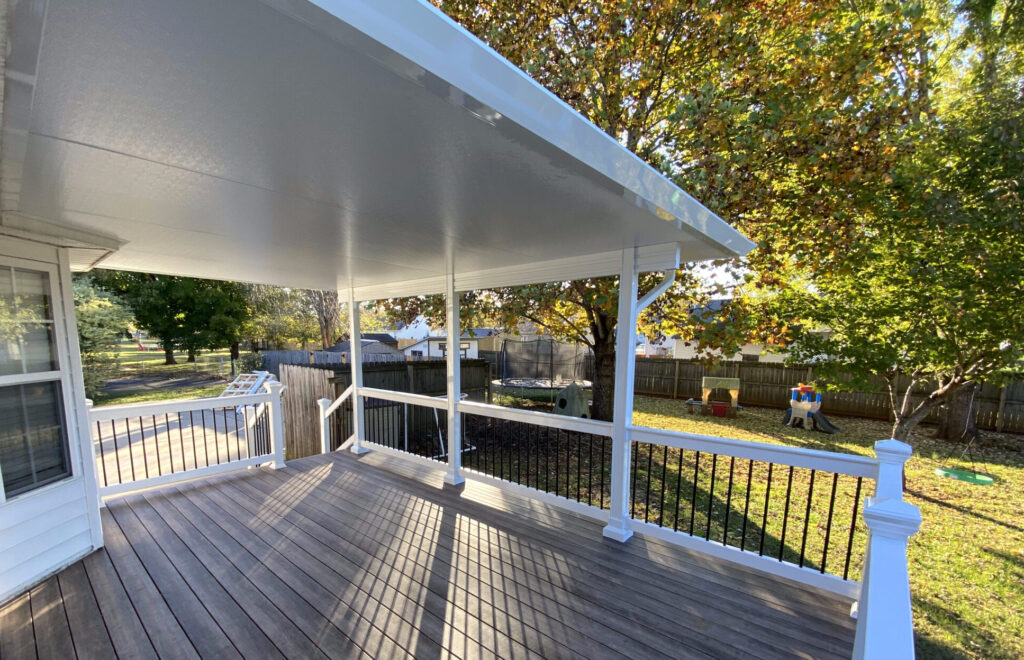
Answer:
444, 270, 464, 486
853, 439, 921, 660
318, 397, 331, 454
266, 381, 287, 469
603, 247, 639, 542
347, 288, 369, 455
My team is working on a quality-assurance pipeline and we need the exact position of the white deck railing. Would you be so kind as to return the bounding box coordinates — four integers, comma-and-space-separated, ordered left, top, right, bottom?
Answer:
318, 387, 920, 658
88, 382, 286, 497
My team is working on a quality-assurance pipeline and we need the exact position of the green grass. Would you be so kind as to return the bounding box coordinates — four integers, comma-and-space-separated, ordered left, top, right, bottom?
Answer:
90, 383, 227, 407
101, 341, 234, 378
631, 396, 1024, 660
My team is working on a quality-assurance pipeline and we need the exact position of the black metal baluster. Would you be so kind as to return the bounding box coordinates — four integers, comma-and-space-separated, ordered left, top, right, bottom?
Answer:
723, 456, 735, 545
554, 428, 560, 496
759, 463, 773, 556
673, 448, 684, 532
599, 436, 606, 508
821, 472, 839, 574
705, 454, 718, 541
95, 422, 109, 487
740, 459, 754, 551
196, 411, 209, 467
587, 434, 594, 507
657, 445, 668, 527
110, 420, 124, 485
643, 442, 654, 523
231, 407, 242, 459
799, 470, 817, 567
688, 451, 701, 535
575, 432, 582, 502
844, 477, 864, 580
779, 465, 795, 561
178, 412, 190, 469
165, 414, 175, 474
151, 415, 161, 474
630, 442, 639, 518
138, 417, 150, 478
211, 409, 221, 464
516, 422, 523, 486
565, 430, 572, 501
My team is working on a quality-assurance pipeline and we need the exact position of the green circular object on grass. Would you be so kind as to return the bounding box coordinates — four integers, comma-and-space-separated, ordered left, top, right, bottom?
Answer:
935, 467, 994, 485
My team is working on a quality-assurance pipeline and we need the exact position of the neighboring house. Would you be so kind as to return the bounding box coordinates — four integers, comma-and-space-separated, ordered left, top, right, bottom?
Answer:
402, 335, 480, 359
326, 339, 404, 361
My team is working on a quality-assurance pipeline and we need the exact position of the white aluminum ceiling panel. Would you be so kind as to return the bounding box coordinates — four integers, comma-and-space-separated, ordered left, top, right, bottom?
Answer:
2, 0, 753, 292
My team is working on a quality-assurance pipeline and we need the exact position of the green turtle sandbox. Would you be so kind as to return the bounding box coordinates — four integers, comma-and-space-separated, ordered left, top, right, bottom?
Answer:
935, 467, 994, 485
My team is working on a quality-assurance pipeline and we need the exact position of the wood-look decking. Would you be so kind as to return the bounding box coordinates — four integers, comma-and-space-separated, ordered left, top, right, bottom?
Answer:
0, 450, 857, 659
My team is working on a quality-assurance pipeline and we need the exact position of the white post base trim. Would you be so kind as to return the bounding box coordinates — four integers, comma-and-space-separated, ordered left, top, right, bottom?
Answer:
602, 520, 634, 542
443, 472, 465, 486
350, 444, 370, 455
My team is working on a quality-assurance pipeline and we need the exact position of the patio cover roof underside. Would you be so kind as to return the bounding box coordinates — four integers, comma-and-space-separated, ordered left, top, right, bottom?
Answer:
1, 0, 752, 297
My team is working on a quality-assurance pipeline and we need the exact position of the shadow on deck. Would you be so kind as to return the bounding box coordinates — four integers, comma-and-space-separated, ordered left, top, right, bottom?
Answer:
0, 451, 856, 658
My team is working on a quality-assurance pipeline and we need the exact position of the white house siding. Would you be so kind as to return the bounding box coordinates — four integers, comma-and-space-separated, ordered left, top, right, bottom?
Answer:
672, 341, 787, 363
0, 235, 103, 604
402, 337, 479, 359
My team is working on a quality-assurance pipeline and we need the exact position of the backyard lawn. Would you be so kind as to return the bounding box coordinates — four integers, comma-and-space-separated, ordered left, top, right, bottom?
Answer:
631, 396, 1023, 660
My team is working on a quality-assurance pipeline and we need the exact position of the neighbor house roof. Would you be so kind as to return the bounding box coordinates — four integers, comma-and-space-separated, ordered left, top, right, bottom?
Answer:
2, 0, 753, 298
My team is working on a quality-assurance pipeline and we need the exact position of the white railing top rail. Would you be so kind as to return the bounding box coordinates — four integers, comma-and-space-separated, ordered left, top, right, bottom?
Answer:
458, 400, 614, 437
89, 391, 273, 422
358, 386, 448, 410
629, 425, 878, 480
323, 384, 355, 418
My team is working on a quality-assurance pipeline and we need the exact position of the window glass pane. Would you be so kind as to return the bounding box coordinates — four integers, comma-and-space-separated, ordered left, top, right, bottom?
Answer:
14, 269, 52, 320
0, 267, 57, 376
0, 381, 70, 497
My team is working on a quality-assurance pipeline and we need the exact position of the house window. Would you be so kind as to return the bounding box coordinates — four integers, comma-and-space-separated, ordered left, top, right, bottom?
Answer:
411, 350, 423, 357
0, 265, 71, 498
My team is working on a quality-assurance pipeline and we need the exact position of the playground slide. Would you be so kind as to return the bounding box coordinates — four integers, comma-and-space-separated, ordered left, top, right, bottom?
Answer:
811, 410, 841, 434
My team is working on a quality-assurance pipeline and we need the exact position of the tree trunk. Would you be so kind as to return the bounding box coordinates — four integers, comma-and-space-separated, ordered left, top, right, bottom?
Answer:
937, 382, 978, 443
186, 348, 196, 363
162, 342, 177, 365
230, 342, 240, 360
590, 337, 616, 422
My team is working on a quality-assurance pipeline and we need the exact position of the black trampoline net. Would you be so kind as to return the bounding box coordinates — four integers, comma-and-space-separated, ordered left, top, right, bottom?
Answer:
497, 338, 590, 387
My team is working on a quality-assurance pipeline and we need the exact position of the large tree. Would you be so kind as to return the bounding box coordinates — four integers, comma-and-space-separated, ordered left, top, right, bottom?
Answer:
773, 0, 1024, 442
384, 0, 927, 420
92, 271, 251, 365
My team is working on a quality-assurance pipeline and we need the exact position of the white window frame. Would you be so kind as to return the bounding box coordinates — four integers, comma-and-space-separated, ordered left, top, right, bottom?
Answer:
0, 255, 82, 503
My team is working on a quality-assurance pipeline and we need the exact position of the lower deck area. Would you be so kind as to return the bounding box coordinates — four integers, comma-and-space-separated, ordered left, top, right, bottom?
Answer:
0, 450, 856, 659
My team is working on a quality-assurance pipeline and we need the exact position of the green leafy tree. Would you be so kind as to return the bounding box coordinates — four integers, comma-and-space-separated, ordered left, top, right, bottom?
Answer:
92, 271, 251, 365
777, 0, 1024, 442
385, 0, 927, 420
243, 285, 320, 350
72, 275, 133, 397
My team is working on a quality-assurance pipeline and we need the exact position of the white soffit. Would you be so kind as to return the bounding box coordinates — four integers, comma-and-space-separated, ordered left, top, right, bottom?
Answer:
2, 0, 754, 293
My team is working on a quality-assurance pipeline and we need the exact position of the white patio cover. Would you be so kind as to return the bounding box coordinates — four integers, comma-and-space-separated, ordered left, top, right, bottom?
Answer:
0, 0, 753, 296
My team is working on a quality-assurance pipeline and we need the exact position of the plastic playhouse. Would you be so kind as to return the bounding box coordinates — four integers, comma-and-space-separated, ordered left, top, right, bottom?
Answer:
782, 383, 840, 433
686, 376, 741, 418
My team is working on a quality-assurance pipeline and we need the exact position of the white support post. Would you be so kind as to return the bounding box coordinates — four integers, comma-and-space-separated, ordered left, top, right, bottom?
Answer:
852, 439, 921, 660
603, 247, 639, 542
347, 288, 369, 455
318, 398, 331, 454
265, 381, 287, 468
444, 270, 464, 486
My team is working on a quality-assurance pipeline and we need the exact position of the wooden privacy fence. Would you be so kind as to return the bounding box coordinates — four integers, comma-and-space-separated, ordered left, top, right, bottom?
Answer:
279, 360, 492, 459
261, 349, 405, 376
631, 358, 1024, 434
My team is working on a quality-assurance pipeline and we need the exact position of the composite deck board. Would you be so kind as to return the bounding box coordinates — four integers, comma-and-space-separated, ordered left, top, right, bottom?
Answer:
29, 576, 75, 660
298, 453, 854, 658
55, 562, 116, 658
200, 471, 594, 660
172, 480, 504, 660
107, 504, 242, 658
118, 495, 289, 659
80, 549, 157, 658
233, 465, 707, 659
0, 450, 856, 659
